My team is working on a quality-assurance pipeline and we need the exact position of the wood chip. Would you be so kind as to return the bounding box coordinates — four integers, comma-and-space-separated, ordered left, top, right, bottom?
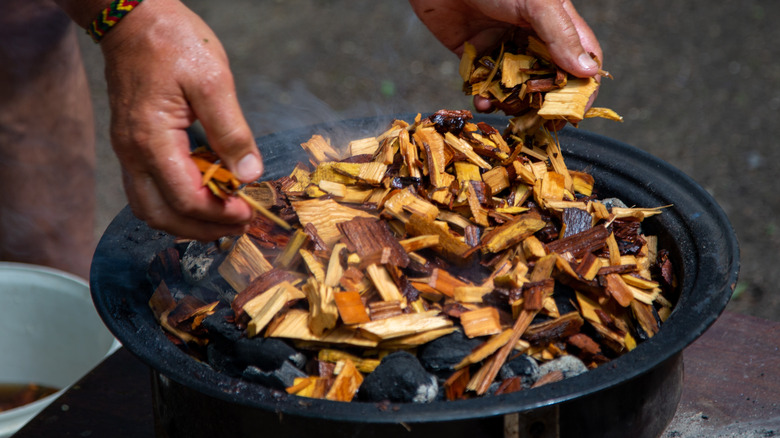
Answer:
357, 310, 453, 341
218, 234, 273, 293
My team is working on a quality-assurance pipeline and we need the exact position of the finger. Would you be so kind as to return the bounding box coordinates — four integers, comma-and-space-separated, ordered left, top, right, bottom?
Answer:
123, 167, 250, 240
522, 0, 600, 78
562, 0, 603, 64
115, 117, 254, 222
185, 58, 263, 184
473, 95, 494, 112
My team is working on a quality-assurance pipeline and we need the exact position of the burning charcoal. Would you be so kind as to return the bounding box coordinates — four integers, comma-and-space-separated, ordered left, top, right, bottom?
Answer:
538, 355, 588, 379
233, 337, 306, 371
499, 354, 541, 388
206, 343, 244, 377
181, 241, 218, 284
418, 331, 484, 373
359, 351, 438, 403
242, 361, 308, 390
201, 308, 242, 344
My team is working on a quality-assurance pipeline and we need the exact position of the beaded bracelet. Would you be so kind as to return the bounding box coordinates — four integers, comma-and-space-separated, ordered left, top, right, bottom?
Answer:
86, 0, 145, 43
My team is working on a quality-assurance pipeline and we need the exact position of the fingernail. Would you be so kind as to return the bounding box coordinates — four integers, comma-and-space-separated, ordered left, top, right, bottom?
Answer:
578, 53, 598, 72
235, 153, 263, 182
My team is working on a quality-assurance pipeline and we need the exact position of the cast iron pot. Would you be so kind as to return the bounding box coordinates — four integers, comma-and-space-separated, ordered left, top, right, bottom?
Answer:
90, 115, 739, 438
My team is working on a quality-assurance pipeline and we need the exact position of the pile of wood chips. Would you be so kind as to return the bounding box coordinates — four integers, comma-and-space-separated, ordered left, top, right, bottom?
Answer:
149, 109, 674, 403
147, 34, 675, 404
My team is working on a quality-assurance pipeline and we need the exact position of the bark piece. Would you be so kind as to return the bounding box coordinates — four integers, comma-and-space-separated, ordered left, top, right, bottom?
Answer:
368, 300, 404, 321
444, 367, 471, 401
149, 281, 177, 321
544, 225, 609, 259
523, 311, 584, 345
338, 217, 410, 268
292, 198, 377, 248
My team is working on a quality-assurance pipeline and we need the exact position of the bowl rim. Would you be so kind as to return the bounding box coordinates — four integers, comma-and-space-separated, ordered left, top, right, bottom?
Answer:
0, 262, 121, 436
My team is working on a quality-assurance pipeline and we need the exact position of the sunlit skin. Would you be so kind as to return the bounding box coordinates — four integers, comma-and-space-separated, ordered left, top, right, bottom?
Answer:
409, 0, 603, 116
56, 0, 263, 241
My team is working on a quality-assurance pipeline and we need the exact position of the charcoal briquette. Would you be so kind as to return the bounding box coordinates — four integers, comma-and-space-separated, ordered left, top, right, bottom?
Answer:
234, 337, 306, 370
418, 330, 484, 373
499, 354, 541, 388
242, 361, 308, 390
201, 308, 243, 344
206, 342, 244, 377
359, 351, 438, 403
538, 354, 588, 379
181, 241, 218, 284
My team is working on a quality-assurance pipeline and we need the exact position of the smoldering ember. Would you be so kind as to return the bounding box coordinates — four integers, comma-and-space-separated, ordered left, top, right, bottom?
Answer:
146, 109, 674, 404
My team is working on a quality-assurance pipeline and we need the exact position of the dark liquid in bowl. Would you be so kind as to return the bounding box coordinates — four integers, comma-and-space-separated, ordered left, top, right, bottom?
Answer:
0, 383, 59, 412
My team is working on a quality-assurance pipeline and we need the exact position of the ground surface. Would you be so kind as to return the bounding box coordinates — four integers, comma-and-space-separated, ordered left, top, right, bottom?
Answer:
81, 0, 780, 324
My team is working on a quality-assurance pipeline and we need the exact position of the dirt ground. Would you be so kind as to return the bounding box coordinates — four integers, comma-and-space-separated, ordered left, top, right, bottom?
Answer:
81, 0, 780, 325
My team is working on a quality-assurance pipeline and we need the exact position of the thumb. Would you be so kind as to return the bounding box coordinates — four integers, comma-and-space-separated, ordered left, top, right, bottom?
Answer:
522, 0, 601, 78
190, 75, 262, 183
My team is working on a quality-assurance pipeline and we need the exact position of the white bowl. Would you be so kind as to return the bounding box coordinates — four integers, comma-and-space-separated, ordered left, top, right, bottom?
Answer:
0, 262, 120, 438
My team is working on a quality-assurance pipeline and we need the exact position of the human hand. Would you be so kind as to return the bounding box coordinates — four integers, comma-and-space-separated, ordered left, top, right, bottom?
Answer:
97, 0, 262, 240
409, 0, 602, 112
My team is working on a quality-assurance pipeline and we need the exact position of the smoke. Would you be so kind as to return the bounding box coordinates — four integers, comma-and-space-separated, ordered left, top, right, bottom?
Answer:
245, 78, 350, 138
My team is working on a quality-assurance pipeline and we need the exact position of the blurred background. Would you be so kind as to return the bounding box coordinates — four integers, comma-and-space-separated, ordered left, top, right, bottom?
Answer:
81, 0, 779, 322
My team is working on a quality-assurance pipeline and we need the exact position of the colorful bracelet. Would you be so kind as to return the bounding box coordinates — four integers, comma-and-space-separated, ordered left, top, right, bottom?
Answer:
86, 0, 145, 43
